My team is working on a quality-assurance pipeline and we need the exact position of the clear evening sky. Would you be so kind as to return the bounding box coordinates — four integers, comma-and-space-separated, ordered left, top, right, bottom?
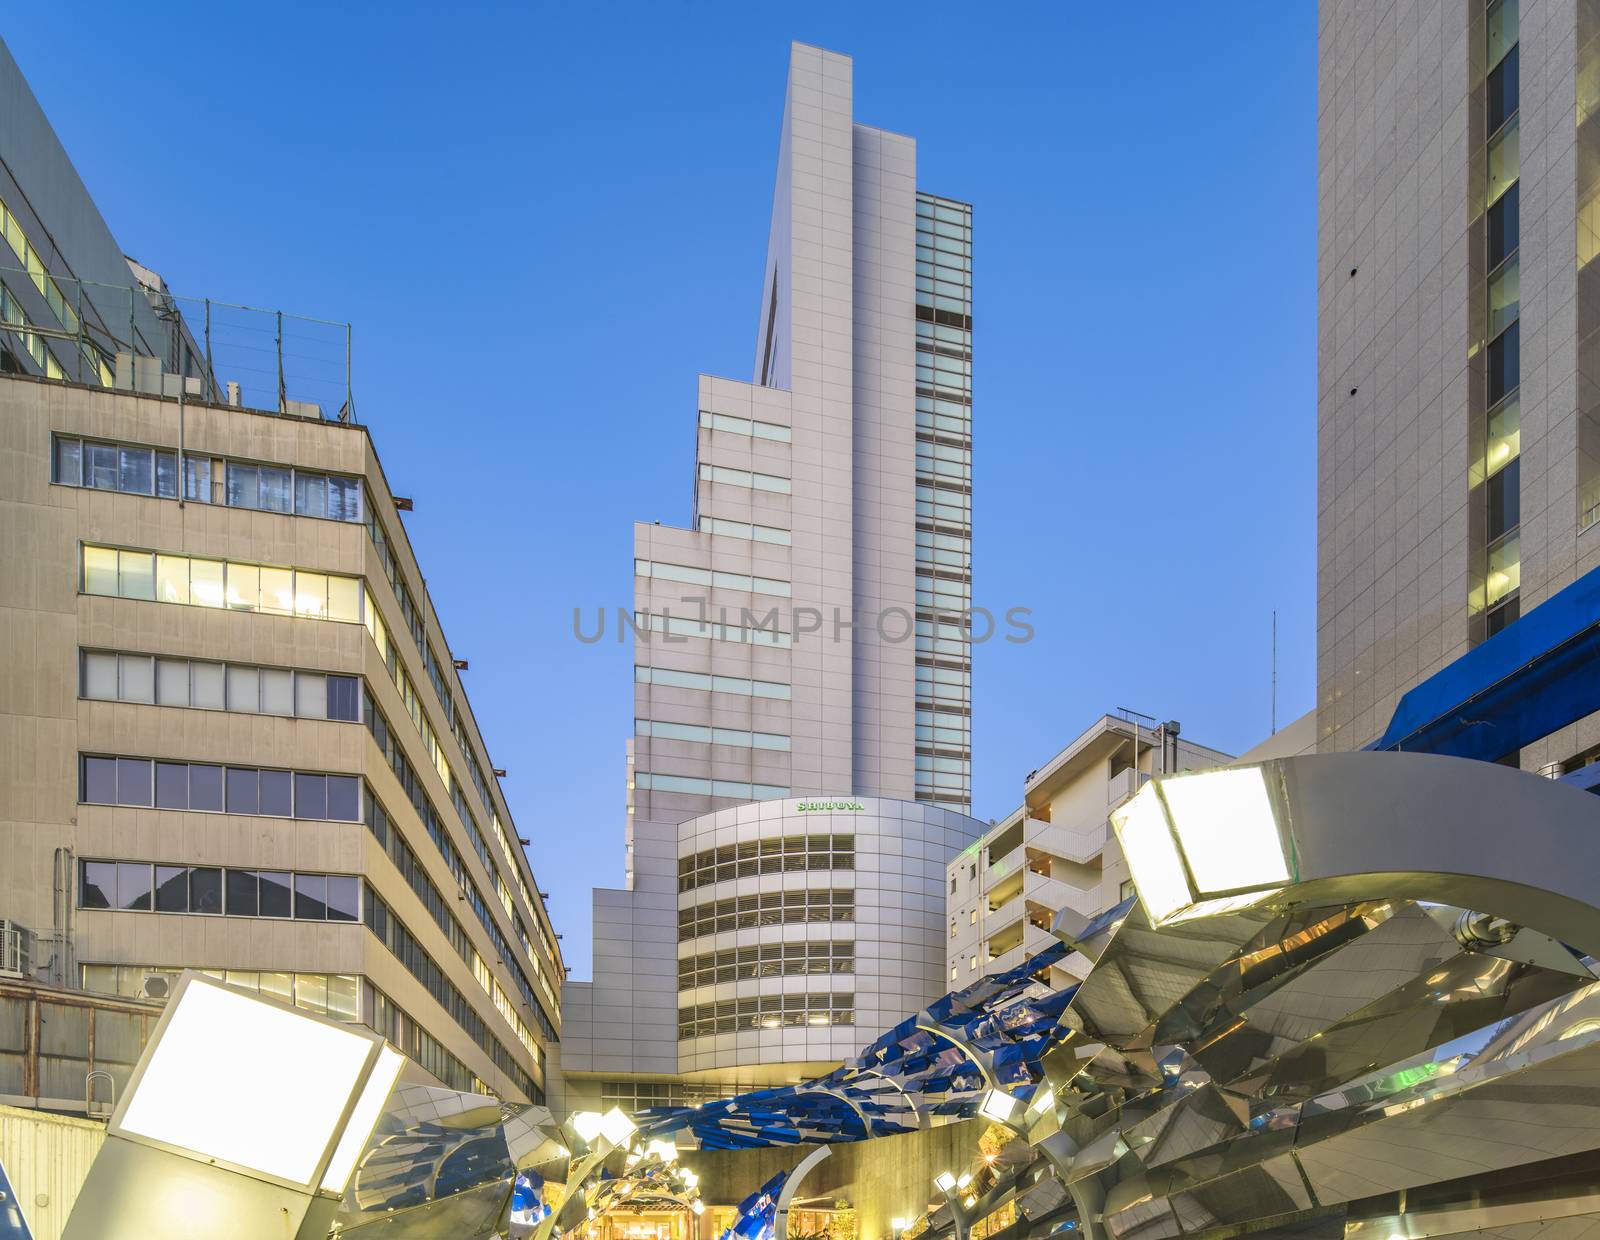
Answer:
13, 3, 1316, 978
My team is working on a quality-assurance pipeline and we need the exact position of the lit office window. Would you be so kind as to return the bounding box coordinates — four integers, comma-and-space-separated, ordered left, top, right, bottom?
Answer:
81, 545, 362, 622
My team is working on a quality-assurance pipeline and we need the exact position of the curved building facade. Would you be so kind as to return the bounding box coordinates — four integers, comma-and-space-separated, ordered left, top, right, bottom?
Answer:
673, 797, 984, 1076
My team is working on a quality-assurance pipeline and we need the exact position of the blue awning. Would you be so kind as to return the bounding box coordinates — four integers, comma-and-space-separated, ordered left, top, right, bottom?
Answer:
1369, 564, 1600, 760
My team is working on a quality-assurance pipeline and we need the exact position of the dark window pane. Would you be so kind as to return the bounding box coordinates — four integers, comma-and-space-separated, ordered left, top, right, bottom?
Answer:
116, 758, 152, 807
259, 769, 292, 817
325, 776, 360, 822
1488, 320, 1520, 405
225, 869, 258, 917
1488, 44, 1519, 134
53, 437, 81, 485
155, 762, 188, 810
190, 867, 222, 914
155, 451, 178, 499
226, 767, 259, 815
189, 764, 223, 812
327, 676, 359, 722
1488, 183, 1519, 269
1488, 594, 1522, 636
1488, 457, 1521, 541
293, 773, 326, 821
83, 756, 117, 804
259, 871, 292, 918
329, 477, 361, 523
85, 443, 117, 489
325, 876, 359, 922
294, 873, 328, 921
154, 865, 188, 912
118, 447, 154, 495
117, 862, 152, 911
80, 861, 114, 909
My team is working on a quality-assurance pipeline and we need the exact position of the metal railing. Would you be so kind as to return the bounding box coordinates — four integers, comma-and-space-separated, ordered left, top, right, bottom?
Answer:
0, 265, 354, 422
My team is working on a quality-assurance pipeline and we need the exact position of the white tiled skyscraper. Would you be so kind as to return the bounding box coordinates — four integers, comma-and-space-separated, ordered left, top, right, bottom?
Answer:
559, 43, 982, 1112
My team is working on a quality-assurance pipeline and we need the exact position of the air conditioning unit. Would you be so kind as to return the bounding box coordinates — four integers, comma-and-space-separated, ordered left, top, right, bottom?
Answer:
139, 971, 179, 1001
0, 920, 35, 979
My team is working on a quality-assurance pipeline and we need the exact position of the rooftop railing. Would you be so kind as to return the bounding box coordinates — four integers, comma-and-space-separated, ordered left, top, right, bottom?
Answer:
0, 265, 354, 422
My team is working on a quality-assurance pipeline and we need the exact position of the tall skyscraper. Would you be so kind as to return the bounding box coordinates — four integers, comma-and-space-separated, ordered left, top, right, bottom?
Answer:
1318, 0, 1600, 769
559, 43, 984, 1113
0, 37, 562, 1106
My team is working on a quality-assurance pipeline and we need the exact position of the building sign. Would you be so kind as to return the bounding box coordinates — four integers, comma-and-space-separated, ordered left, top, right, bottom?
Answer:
796, 800, 865, 812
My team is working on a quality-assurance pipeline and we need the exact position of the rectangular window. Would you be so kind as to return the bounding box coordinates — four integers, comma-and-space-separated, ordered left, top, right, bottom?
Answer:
226, 869, 258, 916
260, 871, 292, 918
1487, 320, 1519, 405
1488, 116, 1519, 207
154, 864, 188, 913
155, 762, 188, 809
1488, 457, 1521, 541
85, 443, 118, 490
1488, 253, 1519, 340
53, 437, 81, 485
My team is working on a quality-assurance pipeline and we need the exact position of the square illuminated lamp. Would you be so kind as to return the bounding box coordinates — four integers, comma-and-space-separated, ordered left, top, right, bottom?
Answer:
111, 972, 401, 1194
977, 1088, 1020, 1125
1112, 767, 1291, 926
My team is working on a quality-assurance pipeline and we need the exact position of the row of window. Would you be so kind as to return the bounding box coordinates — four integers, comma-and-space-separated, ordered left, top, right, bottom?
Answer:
369, 984, 489, 1098
83, 965, 359, 1023
678, 994, 855, 1040
698, 515, 791, 546
81, 650, 360, 721
915, 193, 973, 812
635, 558, 790, 598
634, 771, 789, 801
364, 693, 559, 1027
364, 788, 551, 1055
637, 611, 791, 648
79, 859, 359, 922
2, 192, 87, 341
363, 886, 539, 1102
637, 718, 791, 752
678, 890, 855, 939
1480, 0, 1522, 636
0, 282, 65, 379
80, 754, 361, 821
698, 463, 791, 494
599, 1080, 733, 1112
635, 664, 791, 701
678, 836, 855, 891
678, 942, 855, 990
699, 410, 791, 442
51, 435, 362, 522
82, 544, 363, 623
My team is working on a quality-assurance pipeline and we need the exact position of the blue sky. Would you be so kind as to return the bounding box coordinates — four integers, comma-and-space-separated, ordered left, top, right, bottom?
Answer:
13, 4, 1317, 979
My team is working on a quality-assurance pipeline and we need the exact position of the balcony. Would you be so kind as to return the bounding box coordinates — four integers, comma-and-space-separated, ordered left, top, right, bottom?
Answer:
1106, 768, 1149, 810
1023, 815, 1110, 864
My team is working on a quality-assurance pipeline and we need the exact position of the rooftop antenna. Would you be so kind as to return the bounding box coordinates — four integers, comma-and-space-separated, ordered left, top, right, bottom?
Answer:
1271, 610, 1278, 735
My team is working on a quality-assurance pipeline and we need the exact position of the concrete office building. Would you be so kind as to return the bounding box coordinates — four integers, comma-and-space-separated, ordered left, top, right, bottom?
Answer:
1317, 0, 1600, 768
560, 43, 984, 1113
0, 38, 562, 1108
946, 716, 1231, 991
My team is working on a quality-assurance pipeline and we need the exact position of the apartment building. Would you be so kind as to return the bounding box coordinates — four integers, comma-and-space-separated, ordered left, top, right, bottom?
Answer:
559, 43, 985, 1113
0, 37, 561, 1108
947, 716, 1231, 989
